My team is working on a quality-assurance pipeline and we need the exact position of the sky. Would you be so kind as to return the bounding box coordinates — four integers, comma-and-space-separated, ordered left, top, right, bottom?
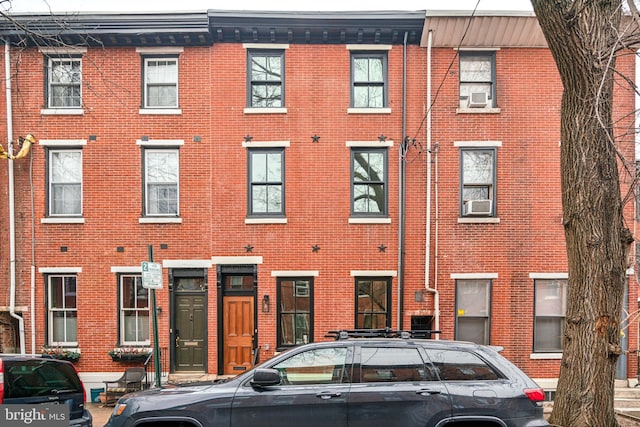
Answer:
5, 0, 534, 13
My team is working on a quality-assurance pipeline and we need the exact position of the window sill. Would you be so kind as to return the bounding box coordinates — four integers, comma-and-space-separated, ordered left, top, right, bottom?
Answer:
245, 217, 288, 224
347, 108, 392, 114
456, 107, 501, 114
244, 107, 287, 114
41, 108, 84, 115
41, 217, 85, 224
349, 217, 392, 224
530, 353, 562, 360
457, 217, 500, 224
139, 108, 182, 115
139, 217, 183, 224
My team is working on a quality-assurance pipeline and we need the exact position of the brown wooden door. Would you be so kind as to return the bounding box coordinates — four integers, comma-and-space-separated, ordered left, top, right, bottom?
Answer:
175, 294, 206, 371
223, 296, 254, 375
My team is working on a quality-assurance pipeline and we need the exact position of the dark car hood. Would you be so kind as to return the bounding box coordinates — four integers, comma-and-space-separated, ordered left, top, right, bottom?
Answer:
118, 380, 238, 412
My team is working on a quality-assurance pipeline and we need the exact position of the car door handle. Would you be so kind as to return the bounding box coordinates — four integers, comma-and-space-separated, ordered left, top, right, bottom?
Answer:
316, 391, 342, 400
417, 389, 441, 396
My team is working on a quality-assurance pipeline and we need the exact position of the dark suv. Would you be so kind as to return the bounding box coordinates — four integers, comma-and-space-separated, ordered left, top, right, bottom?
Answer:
105, 330, 548, 427
0, 354, 92, 426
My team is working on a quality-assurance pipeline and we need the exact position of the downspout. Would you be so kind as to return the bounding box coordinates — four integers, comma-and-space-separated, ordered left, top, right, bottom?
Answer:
398, 31, 408, 330
425, 30, 440, 336
5, 40, 25, 354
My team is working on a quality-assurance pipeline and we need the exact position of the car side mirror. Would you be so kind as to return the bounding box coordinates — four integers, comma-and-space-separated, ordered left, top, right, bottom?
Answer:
250, 368, 281, 387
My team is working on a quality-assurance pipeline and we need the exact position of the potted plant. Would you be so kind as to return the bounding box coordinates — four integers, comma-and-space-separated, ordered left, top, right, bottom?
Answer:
109, 347, 152, 362
41, 346, 81, 363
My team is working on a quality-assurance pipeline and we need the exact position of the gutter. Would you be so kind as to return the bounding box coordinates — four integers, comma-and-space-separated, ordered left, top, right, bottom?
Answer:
425, 30, 440, 335
5, 40, 25, 353
398, 31, 408, 330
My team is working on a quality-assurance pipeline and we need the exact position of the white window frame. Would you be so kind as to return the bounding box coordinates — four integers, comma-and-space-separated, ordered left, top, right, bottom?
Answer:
144, 148, 180, 217
533, 277, 568, 353
143, 56, 179, 109
455, 279, 491, 345
48, 148, 83, 217
47, 274, 78, 346
119, 274, 151, 346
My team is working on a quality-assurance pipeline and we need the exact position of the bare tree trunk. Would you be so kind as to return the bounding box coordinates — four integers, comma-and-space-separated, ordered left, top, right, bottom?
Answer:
531, 1, 633, 426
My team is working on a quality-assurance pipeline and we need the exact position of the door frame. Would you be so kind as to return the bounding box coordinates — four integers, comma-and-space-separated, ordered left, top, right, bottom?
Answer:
217, 264, 258, 375
169, 268, 208, 374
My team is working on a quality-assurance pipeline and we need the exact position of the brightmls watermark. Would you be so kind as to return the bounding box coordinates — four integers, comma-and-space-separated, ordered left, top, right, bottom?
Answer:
1, 404, 68, 427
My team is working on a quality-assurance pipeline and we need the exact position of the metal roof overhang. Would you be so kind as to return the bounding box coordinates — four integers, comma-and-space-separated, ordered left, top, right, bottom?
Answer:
207, 10, 425, 45
421, 10, 548, 48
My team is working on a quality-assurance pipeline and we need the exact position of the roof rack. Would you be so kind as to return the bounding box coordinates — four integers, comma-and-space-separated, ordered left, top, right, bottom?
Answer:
325, 328, 441, 340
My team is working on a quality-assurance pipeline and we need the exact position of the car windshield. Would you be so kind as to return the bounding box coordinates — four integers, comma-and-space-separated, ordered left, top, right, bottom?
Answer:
4, 359, 83, 398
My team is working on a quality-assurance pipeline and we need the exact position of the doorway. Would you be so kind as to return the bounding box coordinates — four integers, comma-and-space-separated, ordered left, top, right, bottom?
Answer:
218, 265, 257, 375
171, 270, 207, 372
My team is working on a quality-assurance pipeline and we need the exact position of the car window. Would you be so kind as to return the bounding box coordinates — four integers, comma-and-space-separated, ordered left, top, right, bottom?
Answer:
359, 347, 434, 382
424, 348, 502, 381
4, 360, 83, 398
272, 347, 349, 385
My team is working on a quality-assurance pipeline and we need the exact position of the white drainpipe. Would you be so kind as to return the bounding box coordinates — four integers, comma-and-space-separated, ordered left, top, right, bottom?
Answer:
5, 40, 25, 354
425, 30, 440, 336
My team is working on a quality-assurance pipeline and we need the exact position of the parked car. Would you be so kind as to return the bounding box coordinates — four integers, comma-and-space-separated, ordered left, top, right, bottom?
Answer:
0, 353, 92, 426
105, 329, 549, 427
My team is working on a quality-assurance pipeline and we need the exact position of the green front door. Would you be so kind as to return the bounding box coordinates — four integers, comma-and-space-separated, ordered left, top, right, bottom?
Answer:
175, 294, 206, 371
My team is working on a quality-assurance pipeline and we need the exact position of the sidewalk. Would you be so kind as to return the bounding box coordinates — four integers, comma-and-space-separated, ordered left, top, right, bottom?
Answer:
87, 403, 114, 427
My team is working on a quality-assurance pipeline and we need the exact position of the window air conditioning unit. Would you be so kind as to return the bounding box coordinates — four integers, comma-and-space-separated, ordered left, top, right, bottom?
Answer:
467, 92, 488, 108
464, 199, 492, 216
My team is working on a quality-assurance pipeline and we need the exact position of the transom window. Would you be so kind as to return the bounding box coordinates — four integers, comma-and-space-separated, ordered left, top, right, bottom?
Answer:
48, 149, 82, 216
534, 279, 568, 352
351, 52, 387, 108
455, 279, 491, 345
144, 148, 179, 216
47, 275, 77, 346
143, 57, 178, 108
277, 278, 313, 348
119, 275, 150, 345
352, 148, 387, 216
248, 50, 284, 108
355, 278, 391, 329
460, 148, 496, 217
248, 148, 284, 216
459, 51, 496, 109
47, 57, 81, 108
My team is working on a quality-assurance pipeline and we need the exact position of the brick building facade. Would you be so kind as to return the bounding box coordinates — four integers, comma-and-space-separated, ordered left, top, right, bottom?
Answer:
0, 8, 636, 391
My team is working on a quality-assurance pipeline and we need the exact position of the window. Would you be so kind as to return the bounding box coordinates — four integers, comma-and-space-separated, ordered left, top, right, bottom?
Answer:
48, 149, 82, 216
360, 347, 433, 382
534, 279, 567, 352
351, 52, 387, 108
459, 51, 496, 109
46, 57, 81, 108
356, 278, 391, 329
278, 278, 313, 348
143, 57, 178, 108
47, 275, 77, 346
248, 148, 284, 216
460, 148, 496, 217
248, 50, 284, 108
455, 279, 491, 345
352, 148, 387, 216
144, 148, 179, 216
425, 348, 501, 381
272, 347, 349, 385
119, 275, 150, 345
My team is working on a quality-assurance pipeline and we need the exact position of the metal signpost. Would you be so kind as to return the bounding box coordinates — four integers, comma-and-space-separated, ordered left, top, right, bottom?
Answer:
141, 245, 162, 388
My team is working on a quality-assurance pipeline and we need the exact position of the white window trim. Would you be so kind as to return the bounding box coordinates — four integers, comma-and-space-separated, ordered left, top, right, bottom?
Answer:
41, 217, 86, 224
162, 259, 213, 268
212, 256, 263, 265
139, 108, 182, 115
136, 139, 184, 147
142, 147, 180, 218
140, 56, 182, 109
272, 271, 319, 277
450, 273, 498, 279
454, 141, 502, 148
46, 273, 79, 346
41, 109, 85, 115
39, 140, 87, 147
346, 141, 394, 148
48, 148, 83, 218
242, 141, 290, 148
111, 266, 143, 273
139, 217, 183, 224
457, 217, 500, 224
244, 107, 288, 114
529, 272, 568, 279
245, 218, 288, 224
346, 44, 392, 51
350, 270, 397, 277
347, 107, 392, 114
39, 267, 82, 273
348, 218, 392, 224
243, 43, 290, 50
119, 273, 150, 346
136, 47, 184, 54
46, 56, 82, 110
